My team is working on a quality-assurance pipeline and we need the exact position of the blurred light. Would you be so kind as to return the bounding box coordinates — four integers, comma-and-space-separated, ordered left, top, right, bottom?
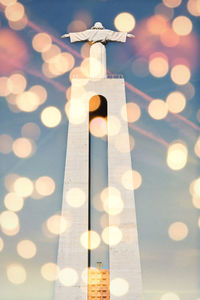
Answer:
194, 137, 200, 158
68, 20, 87, 32
168, 222, 188, 241
114, 12, 136, 32
81, 43, 90, 58
46, 214, 68, 235
80, 230, 101, 250
14, 177, 33, 197
171, 64, 191, 85
6, 264, 26, 285
42, 62, 54, 78
148, 99, 168, 120
4, 173, 19, 192
69, 67, 86, 81
8, 15, 28, 31
147, 15, 168, 35
35, 176, 55, 196
121, 170, 142, 190
32, 33, 52, 53
167, 142, 188, 170
102, 226, 122, 246
5, 2, 25, 22
101, 187, 123, 216
80, 58, 90, 77
160, 28, 179, 47
172, 16, 193, 36
17, 240, 37, 259
8, 73, 27, 94
41, 106, 62, 128
16, 91, 40, 112
92, 193, 104, 212
192, 196, 200, 209
30, 85, 47, 105
154, 3, 174, 19
89, 95, 101, 112
42, 44, 61, 62
166, 91, 186, 113
0, 237, 4, 252
0, 77, 10, 96
121, 103, 141, 123
132, 58, 149, 77
65, 100, 87, 125
161, 292, 180, 300
149, 53, 169, 77
41, 263, 59, 281
0, 134, 13, 154
0, 0, 17, 6
12, 137, 33, 158
191, 178, 200, 198
4, 192, 24, 212
58, 268, 78, 287
48, 52, 75, 76
114, 133, 135, 153
65, 86, 71, 101
178, 82, 195, 100
187, 0, 200, 16
163, 0, 182, 7
65, 188, 86, 208
90, 117, 107, 137
0, 210, 19, 231
108, 115, 121, 136
21, 122, 41, 140
110, 278, 129, 297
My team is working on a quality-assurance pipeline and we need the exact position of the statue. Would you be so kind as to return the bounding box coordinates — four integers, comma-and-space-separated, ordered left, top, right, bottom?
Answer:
61, 22, 135, 78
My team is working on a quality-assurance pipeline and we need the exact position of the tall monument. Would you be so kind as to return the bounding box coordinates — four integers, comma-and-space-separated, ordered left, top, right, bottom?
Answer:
55, 22, 143, 300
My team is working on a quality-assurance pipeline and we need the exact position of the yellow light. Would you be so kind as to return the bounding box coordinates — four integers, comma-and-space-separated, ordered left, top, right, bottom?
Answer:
114, 12, 136, 32
102, 226, 122, 246
0, 210, 19, 231
161, 292, 180, 300
14, 177, 33, 197
121, 170, 142, 190
101, 187, 123, 216
80, 230, 101, 250
41, 263, 59, 281
192, 196, 200, 209
114, 133, 135, 153
21, 122, 41, 140
166, 91, 186, 113
30, 85, 47, 105
4, 173, 19, 192
110, 278, 129, 297
147, 15, 168, 35
65, 100, 87, 125
0, 237, 4, 252
90, 117, 107, 137
4, 192, 24, 212
5, 2, 25, 22
48, 52, 75, 76
194, 137, 200, 158
148, 99, 168, 120
121, 103, 141, 123
80, 58, 90, 77
41, 106, 62, 128
163, 0, 182, 7
149, 55, 169, 78
42, 44, 61, 62
12, 137, 33, 158
46, 214, 68, 235
32, 33, 52, 53
192, 178, 200, 197
58, 268, 78, 286
167, 142, 188, 170
171, 64, 191, 85
65, 188, 86, 208
6, 264, 26, 285
108, 115, 121, 136
160, 28, 180, 47
16, 91, 40, 112
89, 95, 101, 112
187, 0, 200, 16
168, 222, 188, 241
35, 176, 55, 196
0, 77, 10, 97
17, 240, 37, 259
8, 14, 28, 31
172, 16, 193, 36
0, 134, 13, 154
0, 0, 17, 6
8, 73, 27, 94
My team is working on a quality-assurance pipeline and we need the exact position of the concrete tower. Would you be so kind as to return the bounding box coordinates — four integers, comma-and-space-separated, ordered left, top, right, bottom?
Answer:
54, 22, 143, 300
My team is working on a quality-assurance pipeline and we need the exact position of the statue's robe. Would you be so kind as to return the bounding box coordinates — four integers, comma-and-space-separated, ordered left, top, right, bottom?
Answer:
69, 30, 127, 78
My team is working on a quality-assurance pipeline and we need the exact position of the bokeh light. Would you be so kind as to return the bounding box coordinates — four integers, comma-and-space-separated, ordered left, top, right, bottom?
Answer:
0, 210, 19, 231
168, 222, 188, 241
149, 53, 169, 78
6, 264, 26, 285
65, 188, 86, 208
121, 170, 142, 190
166, 91, 186, 113
5, 2, 25, 22
0, 134, 13, 154
41, 106, 62, 128
0, 0, 17, 6
167, 142, 188, 170
90, 117, 107, 137
147, 15, 168, 35
191, 178, 200, 198
80, 230, 101, 250
7, 73, 27, 94
194, 137, 200, 158
58, 268, 78, 286
154, 3, 174, 19
4, 173, 19, 192
16, 91, 40, 112
17, 240, 37, 259
30, 85, 47, 105
4, 192, 24, 212
46, 214, 68, 235
172, 16, 193, 36
48, 52, 75, 76
192, 196, 200, 209
110, 278, 129, 297
0, 237, 4, 252
14, 177, 33, 197
0, 77, 10, 96
170, 64, 191, 85
114, 133, 135, 153
114, 12, 136, 32
121, 103, 141, 123
89, 95, 101, 112
35, 176, 55, 196
187, 0, 200, 16
41, 263, 59, 281
12, 137, 33, 158
148, 99, 168, 120
32, 33, 52, 53
8, 14, 28, 31
102, 226, 122, 246
101, 187, 124, 216
42, 44, 61, 62
163, 0, 182, 7
160, 28, 180, 47
21, 123, 41, 140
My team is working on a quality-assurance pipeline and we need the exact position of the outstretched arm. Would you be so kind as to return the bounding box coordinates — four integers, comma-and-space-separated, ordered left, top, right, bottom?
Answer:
127, 33, 135, 38
61, 33, 70, 38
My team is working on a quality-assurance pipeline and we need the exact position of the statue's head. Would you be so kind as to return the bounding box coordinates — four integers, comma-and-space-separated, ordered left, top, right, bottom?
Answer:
91, 22, 104, 30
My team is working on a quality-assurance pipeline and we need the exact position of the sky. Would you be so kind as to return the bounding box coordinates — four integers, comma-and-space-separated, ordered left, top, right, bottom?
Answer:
0, 0, 200, 300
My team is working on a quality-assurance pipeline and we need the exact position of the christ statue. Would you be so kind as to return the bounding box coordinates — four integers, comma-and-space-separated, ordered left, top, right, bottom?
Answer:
62, 22, 135, 78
